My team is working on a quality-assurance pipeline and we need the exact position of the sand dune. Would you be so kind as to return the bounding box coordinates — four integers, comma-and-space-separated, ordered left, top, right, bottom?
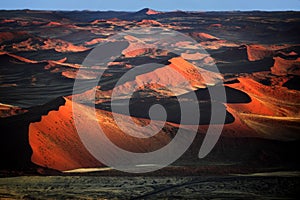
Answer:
240, 113, 300, 141
0, 52, 38, 64
29, 98, 102, 171
271, 56, 300, 76
45, 21, 63, 26
0, 31, 29, 44
225, 77, 300, 140
137, 19, 163, 26
93, 56, 223, 100
190, 32, 219, 41
84, 38, 104, 46
29, 98, 176, 171
42, 38, 89, 52
146, 9, 161, 15
246, 44, 298, 61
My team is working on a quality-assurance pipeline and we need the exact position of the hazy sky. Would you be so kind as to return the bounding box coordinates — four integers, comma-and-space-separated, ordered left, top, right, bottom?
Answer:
1, 0, 300, 11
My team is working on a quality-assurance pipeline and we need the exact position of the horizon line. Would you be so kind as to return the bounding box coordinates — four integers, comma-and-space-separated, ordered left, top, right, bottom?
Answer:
0, 8, 299, 12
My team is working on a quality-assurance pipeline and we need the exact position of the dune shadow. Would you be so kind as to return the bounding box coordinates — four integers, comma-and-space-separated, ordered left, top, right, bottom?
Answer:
96, 86, 251, 125
0, 97, 66, 170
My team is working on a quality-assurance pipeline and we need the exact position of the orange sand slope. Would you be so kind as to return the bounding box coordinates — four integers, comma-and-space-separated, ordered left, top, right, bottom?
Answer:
226, 77, 300, 140
29, 98, 177, 171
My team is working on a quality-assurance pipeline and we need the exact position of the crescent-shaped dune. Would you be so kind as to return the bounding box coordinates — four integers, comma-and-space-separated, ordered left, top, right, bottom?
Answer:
225, 77, 300, 140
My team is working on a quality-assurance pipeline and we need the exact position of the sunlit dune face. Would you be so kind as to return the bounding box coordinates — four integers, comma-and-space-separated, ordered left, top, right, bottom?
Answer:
4, 35, 89, 53
29, 98, 102, 171
72, 56, 223, 101
122, 43, 155, 57
137, 20, 163, 26
84, 38, 104, 46
46, 21, 62, 26
199, 40, 239, 50
209, 23, 222, 28
2, 52, 38, 63
146, 9, 161, 15
271, 56, 300, 76
181, 52, 208, 61
229, 78, 300, 110
190, 32, 219, 42
168, 57, 222, 89
42, 39, 89, 52
29, 98, 174, 171
197, 33, 219, 41
225, 77, 300, 140
1, 19, 15, 23
246, 44, 293, 61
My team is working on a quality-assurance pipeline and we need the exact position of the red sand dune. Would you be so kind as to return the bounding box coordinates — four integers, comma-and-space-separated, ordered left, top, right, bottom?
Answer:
0, 19, 16, 23
9, 36, 89, 53
29, 98, 102, 171
107, 19, 133, 27
68, 56, 223, 103
44, 57, 68, 69
246, 44, 292, 61
29, 98, 173, 171
45, 21, 81, 30
225, 77, 300, 140
137, 19, 163, 26
122, 44, 155, 57
271, 56, 300, 76
0, 52, 38, 64
46, 60, 82, 70
1, 52, 78, 71
237, 113, 300, 141
199, 40, 239, 50
91, 19, 105, 25
45, 21, 62, 26
122, 35, 156, 57
181, 52, 209, 61
209, 23, 222, 28
0, 52, 81, 75
109, 57, 222, 98
0, 31, 28, 44
42, 39, 89, 52
168, 57, 222, 88
85, 38, 104, 46
228, 77, 300, 113
252, 71, 290, 87
61, 69, 102, 80
146, 9, 161, 15
12, 38, 42, 51
190, 32, 219, 41
196, 107, 260, 139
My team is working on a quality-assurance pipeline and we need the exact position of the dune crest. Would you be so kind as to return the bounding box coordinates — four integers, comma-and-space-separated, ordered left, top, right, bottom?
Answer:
190, 32, 219, 42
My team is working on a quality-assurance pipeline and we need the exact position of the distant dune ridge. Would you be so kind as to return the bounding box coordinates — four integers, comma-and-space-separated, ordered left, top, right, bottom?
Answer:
0, 9, 299, 174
